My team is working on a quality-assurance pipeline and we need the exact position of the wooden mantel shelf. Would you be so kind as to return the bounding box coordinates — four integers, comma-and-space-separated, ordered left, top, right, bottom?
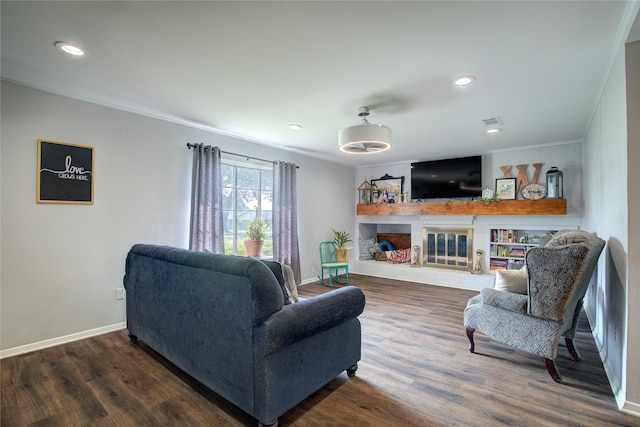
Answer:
356, 199, 567, 216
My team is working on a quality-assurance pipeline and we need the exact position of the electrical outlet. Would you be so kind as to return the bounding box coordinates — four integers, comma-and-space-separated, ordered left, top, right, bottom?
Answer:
116, 288, 125, 300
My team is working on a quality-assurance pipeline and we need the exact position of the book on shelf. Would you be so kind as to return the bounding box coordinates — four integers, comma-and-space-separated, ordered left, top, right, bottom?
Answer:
508, 248, 525, 257
490, 259, 508, 269
493, 229, 517, 243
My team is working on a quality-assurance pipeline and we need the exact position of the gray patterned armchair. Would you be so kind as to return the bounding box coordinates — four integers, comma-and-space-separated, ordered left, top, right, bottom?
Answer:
464, 230, 605, 383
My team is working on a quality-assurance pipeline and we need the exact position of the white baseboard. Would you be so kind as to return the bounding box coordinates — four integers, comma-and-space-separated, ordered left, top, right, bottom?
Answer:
584, 306, 640, 416
621, 401, 640, 417
0, 322, 126, 359
300, 277, 319, 285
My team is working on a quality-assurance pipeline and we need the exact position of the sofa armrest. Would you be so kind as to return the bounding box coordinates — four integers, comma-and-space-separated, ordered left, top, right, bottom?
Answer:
480, 288, 528, 314
258, 286, 366, 356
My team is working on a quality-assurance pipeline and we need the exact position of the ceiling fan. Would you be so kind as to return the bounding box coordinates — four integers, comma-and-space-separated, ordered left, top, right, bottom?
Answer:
338, 107, 392, 154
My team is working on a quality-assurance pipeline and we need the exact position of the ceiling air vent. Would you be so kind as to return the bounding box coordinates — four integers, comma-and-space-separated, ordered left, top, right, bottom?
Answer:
482, 116, 503, 127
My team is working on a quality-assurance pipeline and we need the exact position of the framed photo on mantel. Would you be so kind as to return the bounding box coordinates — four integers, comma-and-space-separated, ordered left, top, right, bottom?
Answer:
495, 178, 516, 200
37, 139, 94, 204
371, 174, 404, 204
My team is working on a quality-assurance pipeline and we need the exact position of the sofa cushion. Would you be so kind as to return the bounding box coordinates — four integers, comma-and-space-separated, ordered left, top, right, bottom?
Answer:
493, 267, 528, 294
480, 287, 528, 314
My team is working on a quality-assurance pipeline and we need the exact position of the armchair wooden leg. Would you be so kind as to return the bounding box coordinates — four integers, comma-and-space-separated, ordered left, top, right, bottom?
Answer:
565, 337, 581, 361
465, 327, 476, 353
545, 358, 563, 384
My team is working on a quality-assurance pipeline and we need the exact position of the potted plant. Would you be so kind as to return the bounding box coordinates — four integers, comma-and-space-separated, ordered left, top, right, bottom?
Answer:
331, 228, 353, 262
244, 208, 268, 258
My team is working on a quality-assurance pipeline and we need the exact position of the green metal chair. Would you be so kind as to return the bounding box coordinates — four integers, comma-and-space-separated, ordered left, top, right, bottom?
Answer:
317, 241, 349, 287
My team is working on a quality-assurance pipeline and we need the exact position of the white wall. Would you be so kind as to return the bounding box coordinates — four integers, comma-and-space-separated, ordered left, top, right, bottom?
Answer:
624, 38, 640, 415
583, 38, 628, 400
582, 33, 640, 414
0, 81, 354, 353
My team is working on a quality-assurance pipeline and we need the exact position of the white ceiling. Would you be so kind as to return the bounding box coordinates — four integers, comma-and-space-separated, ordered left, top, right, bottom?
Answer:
1, 1, 635, 167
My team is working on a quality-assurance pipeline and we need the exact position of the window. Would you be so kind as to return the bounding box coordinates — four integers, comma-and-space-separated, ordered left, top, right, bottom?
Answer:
221, 159, 273, 256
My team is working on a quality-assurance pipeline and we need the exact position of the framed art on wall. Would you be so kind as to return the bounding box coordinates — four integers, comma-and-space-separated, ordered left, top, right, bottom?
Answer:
37, 139, 94, 204
495, 178, 516, 200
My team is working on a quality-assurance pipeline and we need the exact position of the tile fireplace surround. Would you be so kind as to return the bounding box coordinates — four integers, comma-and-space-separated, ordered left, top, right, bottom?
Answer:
353, 213, 580, 291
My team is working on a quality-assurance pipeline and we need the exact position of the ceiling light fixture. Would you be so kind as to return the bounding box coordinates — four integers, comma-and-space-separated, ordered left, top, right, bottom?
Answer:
487, 128, 502, 134
338, 107, 392, 154
54, 41, 85, 56
288, 123, 302, 130
454, 75, 475, 86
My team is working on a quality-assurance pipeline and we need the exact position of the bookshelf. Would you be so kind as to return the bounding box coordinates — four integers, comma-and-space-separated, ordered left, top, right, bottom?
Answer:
489, 229, 555, 270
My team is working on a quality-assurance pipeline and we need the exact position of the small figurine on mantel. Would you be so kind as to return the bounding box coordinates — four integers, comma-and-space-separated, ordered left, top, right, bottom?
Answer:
402, 190, 409, 203
471, 249, 484, 274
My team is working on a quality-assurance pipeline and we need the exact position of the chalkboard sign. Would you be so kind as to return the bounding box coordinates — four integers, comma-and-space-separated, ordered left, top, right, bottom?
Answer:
37, 139, 94, 204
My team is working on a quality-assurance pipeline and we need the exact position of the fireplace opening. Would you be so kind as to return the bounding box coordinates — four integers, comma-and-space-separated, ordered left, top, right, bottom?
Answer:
423, 227, 473, 270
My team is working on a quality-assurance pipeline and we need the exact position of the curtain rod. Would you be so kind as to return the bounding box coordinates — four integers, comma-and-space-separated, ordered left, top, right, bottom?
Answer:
186, 143, 298, 168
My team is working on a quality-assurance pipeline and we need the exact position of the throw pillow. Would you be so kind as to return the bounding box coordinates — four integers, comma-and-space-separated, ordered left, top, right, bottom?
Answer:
388, 248, 411, 264
261, 260, 290, 304
368, 241, 379, 256
358, 237, 376, 260
493, 267, 528, 294
281, 264, 299, 304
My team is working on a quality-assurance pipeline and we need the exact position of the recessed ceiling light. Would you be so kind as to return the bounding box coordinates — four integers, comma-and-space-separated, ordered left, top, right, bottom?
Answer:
454, 75, 475, 86
54, 41, 85, 56
288, 123, 302, 130
486, 128, 502, 134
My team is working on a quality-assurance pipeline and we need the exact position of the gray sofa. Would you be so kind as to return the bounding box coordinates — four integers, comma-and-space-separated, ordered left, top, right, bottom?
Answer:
124, 244, 366, 426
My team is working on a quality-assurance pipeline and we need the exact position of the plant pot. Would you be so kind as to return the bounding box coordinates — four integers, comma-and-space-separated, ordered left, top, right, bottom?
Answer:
244, 239, 264, 258
336, 248, 348, 262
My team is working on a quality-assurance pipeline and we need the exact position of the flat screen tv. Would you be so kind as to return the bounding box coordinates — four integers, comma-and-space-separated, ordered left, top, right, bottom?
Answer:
411, 155, 482, 201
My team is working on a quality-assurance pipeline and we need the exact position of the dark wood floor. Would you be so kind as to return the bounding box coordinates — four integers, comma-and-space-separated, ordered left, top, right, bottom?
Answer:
3, 274, 639, 426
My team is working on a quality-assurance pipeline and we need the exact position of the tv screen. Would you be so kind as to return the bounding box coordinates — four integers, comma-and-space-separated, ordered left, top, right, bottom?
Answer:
411, 155, 482, 201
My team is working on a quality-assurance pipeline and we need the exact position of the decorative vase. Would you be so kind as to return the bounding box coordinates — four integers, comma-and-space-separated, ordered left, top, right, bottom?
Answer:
244, 240, 264, 258
336, 248, 347, 262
